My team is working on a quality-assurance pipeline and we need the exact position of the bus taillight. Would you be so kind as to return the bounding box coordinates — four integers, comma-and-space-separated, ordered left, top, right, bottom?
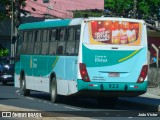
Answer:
79, 63, 90, 82
137, 65, 148, 83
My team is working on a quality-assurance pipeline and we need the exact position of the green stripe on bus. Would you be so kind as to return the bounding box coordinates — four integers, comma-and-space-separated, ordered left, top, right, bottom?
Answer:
52, 56, 59, 68
118, 50, 139, 62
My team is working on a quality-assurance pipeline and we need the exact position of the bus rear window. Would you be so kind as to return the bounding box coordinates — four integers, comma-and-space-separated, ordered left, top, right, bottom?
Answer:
87, 20, 141, 45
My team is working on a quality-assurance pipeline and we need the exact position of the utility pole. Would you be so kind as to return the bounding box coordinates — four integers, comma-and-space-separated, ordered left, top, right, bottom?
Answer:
11, 0, 14, 57
133, 0, 137, 18
15, 0, 21, 34
11, 0, 21, 57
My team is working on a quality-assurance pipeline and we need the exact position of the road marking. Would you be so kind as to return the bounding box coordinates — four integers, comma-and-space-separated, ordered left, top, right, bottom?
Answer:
25, 97, 35, 100
64, 106, 80, 111
128, 117, 133, 118
16, 90, 20, 93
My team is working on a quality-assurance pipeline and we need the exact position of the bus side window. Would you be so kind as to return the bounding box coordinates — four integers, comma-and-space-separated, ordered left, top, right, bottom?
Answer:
57, 28, 66, 55
21, 31, 28, 54
17, 31, 23, 55
41, 30, 49, 54
66, 28, 75, 55
57, 42, 65, 55
49, 29, 58, 55
60, 29, 65, 41
34, 30, 42, 54
26, 31, 34, 54
75, 27, 80, 55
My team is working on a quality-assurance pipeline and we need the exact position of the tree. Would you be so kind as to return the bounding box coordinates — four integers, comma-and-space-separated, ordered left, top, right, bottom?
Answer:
0, 0, 26, 20
104, 0, 160, 23
0, 0, 12, 20
0, 44, 9, 57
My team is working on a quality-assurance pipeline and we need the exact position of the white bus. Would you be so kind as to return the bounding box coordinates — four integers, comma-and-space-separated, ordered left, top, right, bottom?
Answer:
15, 17, 148, 104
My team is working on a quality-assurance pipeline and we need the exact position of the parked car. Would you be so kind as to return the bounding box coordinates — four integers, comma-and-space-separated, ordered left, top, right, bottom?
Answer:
0, 57, 15, 85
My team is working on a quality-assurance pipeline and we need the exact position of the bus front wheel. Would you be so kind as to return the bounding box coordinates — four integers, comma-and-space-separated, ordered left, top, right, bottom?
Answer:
50, 77, 59, 103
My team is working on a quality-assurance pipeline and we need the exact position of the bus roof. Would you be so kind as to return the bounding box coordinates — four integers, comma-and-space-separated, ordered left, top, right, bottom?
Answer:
18, 18, 83, 30
18, 17, 145, 30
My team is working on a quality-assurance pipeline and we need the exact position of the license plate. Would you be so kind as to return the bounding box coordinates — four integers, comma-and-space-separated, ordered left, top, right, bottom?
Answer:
108, 73, 119, 77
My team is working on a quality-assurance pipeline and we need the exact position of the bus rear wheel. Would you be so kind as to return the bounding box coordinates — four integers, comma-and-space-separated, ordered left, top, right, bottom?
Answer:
20, 78, 30, 96
50, 77, 59, 103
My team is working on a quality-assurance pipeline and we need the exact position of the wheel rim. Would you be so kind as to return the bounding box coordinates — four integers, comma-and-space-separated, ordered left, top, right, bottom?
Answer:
21, 80, 25, 91
51, 78, 56, 99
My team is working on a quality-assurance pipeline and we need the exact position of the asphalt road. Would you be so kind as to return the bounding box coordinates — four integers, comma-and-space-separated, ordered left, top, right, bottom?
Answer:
0, 83, 160, 119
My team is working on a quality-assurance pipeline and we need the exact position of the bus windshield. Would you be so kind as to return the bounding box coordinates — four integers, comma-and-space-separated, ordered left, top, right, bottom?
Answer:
84, 20, 141, 45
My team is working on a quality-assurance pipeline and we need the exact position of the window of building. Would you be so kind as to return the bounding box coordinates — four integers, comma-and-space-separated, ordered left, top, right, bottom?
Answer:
43, 0, 50, 3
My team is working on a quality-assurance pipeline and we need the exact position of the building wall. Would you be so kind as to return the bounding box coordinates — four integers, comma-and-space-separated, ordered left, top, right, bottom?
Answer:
23, 0, 104, 18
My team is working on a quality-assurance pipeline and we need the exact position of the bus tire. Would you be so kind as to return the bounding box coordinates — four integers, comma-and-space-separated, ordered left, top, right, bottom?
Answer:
2, 81, 7, 85
50, 77, 59, 103
20, 73, 30, 96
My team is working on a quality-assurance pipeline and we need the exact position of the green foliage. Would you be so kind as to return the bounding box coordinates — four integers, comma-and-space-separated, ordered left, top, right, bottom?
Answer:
0, 0, 12, 20
105, 0, 133, 15
74, 10, 103, 18
104, 0, 160, 21
0, 0, 26, 20
0, 48, 9, 57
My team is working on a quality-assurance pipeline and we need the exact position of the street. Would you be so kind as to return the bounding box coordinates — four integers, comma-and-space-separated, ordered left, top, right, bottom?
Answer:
0, 83, 160, 119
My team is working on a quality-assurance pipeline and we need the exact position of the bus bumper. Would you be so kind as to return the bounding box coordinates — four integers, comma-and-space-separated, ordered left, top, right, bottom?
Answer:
77, 79, 147, 97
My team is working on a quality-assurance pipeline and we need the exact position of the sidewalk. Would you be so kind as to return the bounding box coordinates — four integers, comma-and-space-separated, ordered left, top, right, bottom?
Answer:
120, 87, 160, 112
147, 87, 160, 97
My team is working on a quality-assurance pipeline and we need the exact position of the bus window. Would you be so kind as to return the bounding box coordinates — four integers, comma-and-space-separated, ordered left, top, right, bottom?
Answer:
41, 30, 49, 54
66, 42, 75, 55
26, 31, 34, 54
21, 32, 28, 54
66, 28, 75, 55
17, 31, 23, 55
75, 41, 79, 55
60, 29, 65, 41
36, 30, 42, 42
34, 42, 41, 54
49, 41, 58, 55
34, 30, 42, 54
75, 27, 80, 54
42, 30, 49, 42
23, 32, 27, 42
75, 27, 80, 41
57, 41, 65, 55
51, 29, 56, 41
88, 21, 140, 45
41, 42, 49, 54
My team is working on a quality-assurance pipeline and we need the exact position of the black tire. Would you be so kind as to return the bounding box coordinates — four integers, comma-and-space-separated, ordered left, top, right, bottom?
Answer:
20, 75, 30, 96
2, 81, 7, 85
50, 77, 59, 103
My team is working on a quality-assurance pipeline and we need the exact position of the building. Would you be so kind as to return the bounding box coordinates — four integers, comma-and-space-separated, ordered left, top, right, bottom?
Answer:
22, 0, 104, 18
0, 0, 104, 56
0, 17, 44, 56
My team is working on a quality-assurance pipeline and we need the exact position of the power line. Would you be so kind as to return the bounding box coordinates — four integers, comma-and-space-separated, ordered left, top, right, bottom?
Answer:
26, 0, 72, 18
26, 4, 62, 18
59, 0, 103, 8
